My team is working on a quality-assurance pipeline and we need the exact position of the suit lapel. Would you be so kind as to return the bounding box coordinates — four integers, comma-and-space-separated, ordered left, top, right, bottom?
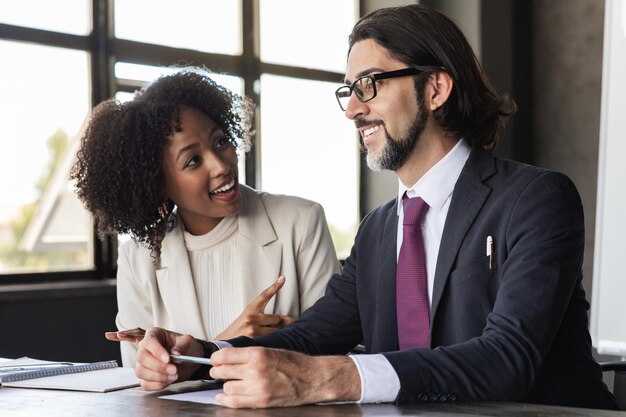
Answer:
236, 185, 281, 313
375, 200, 401, 352
156, 220, 208, 339
430, 148, 495, 324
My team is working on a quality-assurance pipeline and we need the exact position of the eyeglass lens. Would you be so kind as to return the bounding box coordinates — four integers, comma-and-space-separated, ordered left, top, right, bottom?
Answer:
336, 75, 376, 111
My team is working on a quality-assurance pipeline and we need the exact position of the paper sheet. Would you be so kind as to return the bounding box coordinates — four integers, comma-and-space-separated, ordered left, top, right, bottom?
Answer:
0, 357, 139, 392
3, 367, 140, 392
160, 388, 224, 406
159, 388, 354, 407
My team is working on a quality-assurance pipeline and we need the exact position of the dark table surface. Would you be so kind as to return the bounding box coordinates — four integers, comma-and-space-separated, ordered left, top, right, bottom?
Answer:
1, 380, 624, 417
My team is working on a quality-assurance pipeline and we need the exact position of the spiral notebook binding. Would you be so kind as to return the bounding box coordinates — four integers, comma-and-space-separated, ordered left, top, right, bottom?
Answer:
1, 360, 118, 384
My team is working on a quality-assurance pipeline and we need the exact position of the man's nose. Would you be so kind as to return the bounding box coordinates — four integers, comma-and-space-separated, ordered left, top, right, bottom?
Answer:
345, 93, 369, 120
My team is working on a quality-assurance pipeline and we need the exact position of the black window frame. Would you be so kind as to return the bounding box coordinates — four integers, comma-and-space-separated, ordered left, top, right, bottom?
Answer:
0, 0, 356, 285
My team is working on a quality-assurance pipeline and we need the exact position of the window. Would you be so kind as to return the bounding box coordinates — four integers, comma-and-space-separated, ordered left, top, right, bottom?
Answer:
114, 0, 241, 55
259, 75, 359, 258
259, 0, 355, 73
0, 0, 359, 283
0, 40, 92, 277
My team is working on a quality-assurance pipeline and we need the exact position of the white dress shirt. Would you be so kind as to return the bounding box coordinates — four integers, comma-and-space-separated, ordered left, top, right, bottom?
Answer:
350, 139, 471, 403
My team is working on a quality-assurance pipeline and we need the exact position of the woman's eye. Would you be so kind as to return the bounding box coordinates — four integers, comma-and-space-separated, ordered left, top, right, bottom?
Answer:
215, 136, 229, 149
184, 155, 201, 168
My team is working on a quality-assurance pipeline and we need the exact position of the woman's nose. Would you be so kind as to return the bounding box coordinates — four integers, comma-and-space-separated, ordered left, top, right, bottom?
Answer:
205, 152, 230, 175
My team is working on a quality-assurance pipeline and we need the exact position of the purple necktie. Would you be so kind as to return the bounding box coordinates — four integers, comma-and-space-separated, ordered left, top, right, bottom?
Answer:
396, 194, 430, 350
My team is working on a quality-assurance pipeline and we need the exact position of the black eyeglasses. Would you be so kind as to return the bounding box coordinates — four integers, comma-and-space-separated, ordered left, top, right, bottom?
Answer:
334, 66, 435, 111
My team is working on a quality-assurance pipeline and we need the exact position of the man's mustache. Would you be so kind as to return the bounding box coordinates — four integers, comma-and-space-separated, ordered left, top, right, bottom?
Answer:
354, 119, 384, 129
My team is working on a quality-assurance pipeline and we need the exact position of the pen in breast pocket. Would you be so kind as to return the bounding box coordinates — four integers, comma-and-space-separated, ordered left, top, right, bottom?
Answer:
486, 235, 494, 270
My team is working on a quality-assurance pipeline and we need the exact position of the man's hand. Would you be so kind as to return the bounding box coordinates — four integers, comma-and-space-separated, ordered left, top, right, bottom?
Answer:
134, 327, 205, 391
209, 347, 361, 408
216, 275, 295, 340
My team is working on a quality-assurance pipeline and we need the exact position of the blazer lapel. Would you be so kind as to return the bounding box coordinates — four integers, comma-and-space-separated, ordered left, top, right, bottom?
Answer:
430, 148, 495, 324
236, 185, 281, 313
374, 199, 401, 352
156, 220, 208, 339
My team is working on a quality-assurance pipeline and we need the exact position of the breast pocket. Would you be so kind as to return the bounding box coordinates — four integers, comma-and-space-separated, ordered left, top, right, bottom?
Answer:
446, 255, 497, 323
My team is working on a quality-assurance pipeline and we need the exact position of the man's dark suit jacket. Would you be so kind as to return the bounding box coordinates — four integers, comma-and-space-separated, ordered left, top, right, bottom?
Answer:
226, 147, 617, 410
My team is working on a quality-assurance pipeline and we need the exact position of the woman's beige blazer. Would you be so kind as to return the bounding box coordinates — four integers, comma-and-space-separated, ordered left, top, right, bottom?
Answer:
115, 185, 341, 366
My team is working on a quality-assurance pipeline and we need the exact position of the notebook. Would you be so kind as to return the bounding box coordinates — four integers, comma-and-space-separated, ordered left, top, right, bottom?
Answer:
0, 357, 140, 392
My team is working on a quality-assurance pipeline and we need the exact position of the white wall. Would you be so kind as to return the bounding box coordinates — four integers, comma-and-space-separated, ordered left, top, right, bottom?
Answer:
591, 0, 626, 357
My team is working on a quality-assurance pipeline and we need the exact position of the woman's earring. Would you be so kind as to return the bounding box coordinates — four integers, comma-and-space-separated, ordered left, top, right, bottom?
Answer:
158, 201, 170, 219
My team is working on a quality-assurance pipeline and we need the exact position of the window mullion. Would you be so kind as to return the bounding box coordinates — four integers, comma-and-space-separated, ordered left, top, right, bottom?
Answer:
242, 0, 260, 189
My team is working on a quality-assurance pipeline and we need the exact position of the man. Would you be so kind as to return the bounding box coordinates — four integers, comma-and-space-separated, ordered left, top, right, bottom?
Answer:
132, 4, 617, 410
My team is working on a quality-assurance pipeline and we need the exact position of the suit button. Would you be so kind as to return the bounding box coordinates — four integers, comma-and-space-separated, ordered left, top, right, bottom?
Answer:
418, 393, 428, 402
428, 393, 438, 401
437, 393, 448, 402
448, 393, 457, 401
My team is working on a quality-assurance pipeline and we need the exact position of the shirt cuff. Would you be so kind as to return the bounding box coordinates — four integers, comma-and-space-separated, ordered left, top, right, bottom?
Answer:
189, 340, 234, 380
212, 340, 233, 350
349, 354, 400, 403
189, 339, 219, 380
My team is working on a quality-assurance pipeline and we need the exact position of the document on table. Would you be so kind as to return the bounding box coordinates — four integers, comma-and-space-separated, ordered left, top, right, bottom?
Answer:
160, 388, 223, 405
160, 388, 354, 407
0, 357, 140, 392
0, 357, 78, 384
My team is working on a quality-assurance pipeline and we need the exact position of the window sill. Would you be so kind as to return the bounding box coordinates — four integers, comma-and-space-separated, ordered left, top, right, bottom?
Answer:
0, 279, 116, 302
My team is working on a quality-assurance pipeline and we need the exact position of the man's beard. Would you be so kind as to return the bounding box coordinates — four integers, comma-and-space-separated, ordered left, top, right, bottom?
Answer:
366, 88, 428, 172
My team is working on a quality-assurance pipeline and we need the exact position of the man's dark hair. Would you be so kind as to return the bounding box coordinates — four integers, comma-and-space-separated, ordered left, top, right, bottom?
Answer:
348, 4, 516, 149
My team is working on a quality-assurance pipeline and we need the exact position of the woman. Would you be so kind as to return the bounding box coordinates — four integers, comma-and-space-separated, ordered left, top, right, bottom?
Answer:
71, 67, 341, 366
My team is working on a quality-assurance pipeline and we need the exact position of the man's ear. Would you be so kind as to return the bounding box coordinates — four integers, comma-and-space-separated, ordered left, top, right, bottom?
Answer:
425, 70, 453, 111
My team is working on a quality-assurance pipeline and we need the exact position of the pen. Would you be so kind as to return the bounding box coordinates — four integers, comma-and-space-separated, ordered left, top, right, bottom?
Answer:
0, 362, 74, 372
170, 354, 212, 366
486, 235, 494, 270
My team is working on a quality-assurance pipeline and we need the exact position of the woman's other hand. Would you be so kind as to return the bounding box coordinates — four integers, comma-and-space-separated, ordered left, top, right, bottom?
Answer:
216, 275, 295, 340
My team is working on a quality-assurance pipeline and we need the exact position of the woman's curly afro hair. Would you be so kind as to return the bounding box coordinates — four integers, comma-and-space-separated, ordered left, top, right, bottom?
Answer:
70, 67, 254, 260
